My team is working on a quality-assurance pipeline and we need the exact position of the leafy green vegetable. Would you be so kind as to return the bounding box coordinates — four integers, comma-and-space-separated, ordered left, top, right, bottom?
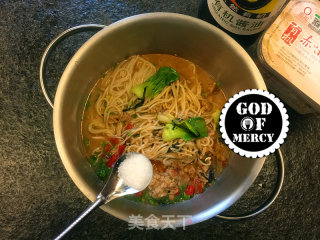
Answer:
162, 123, 186, 141
123, 87, 146, 112
88, 156, 112, 180
172, 119, 200, 137
157, 113, 173, 124
212, 110, 221, 126
123, 67, 179, 112
174, 184, 190, 202
162, 117, 208, 141
87, 140, 114, 180
88, 155, 109, 180
131, 66, 179, 99
125, 183, 202, 205
88, 155, 98, 166
95, 162, 112, 180
85, 100, 90, 110
83, 138, 89, 148
139, 191, 159, 205
111, 63, 118, 70
101, 141, 107, 149
141, 184, 189, 205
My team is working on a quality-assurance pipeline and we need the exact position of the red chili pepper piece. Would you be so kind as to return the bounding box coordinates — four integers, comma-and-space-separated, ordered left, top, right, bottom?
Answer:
104, 144, 112, 153
108, 137, 119, 145
125, 123, 133, 130
184, 185, 195, 196
175, 188, 181, 195
194, 178, 203, 194
134, 191, 143, 197
106, 153, 119, 168
118, 144, 126, 156
171, 168, 178, 173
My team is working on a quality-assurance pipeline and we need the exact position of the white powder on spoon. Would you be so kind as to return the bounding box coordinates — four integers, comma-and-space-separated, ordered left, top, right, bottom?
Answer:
118, 152, 153, 191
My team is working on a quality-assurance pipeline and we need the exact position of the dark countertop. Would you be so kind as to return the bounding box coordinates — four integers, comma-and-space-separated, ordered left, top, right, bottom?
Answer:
0, 1, 319, 239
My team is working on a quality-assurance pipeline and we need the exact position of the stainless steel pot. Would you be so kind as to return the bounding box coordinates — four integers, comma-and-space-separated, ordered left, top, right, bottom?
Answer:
40, 13, 277, 227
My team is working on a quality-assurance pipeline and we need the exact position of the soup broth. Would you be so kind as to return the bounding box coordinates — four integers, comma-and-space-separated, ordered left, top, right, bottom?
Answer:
81, 54, 230, 205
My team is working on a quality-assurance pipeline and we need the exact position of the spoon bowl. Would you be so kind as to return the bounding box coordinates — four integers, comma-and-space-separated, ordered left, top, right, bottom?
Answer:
98, 154, 142, 202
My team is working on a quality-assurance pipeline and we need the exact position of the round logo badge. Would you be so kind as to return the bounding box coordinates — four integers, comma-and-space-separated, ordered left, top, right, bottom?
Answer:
219, 89, 289, 158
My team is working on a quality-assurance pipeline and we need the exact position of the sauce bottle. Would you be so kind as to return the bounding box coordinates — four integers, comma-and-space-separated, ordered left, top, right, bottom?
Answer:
198, 0, 287, 47
256, 0, 320, 114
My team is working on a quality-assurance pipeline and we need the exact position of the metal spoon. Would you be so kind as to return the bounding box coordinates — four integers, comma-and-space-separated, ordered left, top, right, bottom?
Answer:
54, 153, 152, 240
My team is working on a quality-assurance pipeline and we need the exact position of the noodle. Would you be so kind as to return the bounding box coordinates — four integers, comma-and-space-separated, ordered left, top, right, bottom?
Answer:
92, 55, 211, 163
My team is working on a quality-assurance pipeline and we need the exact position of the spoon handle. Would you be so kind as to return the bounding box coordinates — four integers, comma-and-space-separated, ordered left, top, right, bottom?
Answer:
54, 197, 103, 240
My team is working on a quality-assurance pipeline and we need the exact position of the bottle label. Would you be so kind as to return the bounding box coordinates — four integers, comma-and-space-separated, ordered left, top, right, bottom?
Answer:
207, 0, 284, 35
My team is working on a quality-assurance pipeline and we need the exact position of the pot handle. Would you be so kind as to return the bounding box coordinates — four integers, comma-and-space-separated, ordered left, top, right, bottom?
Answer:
215, 148, 284, 220
39, 24, 105, 109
